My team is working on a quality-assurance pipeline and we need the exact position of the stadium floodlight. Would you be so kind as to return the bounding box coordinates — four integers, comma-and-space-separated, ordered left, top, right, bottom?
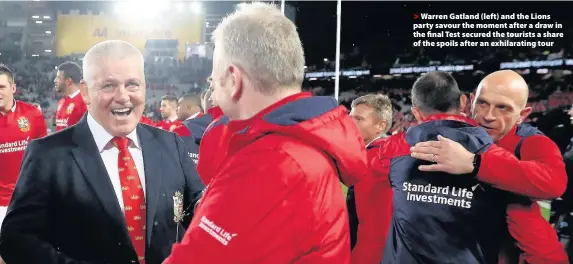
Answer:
45, 49, 52, 53
32, 15, 39, 19
45, 30, 51, 34
190, 1, 202, 14
35, 21, 42, 24
115, 1, 169, 19
43, 16, 50, 19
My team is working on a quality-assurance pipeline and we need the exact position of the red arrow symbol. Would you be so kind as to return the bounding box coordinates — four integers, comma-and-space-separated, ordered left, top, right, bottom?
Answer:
414, 14, 420, 19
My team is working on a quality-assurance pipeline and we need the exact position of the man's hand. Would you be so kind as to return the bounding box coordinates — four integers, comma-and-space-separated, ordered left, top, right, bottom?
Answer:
410, 135, 475, 174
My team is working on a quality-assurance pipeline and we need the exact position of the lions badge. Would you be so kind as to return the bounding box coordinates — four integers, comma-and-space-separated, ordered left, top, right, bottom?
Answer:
66, 103, 75, 114
169, 124, 177, 132
17, 117, 30, 132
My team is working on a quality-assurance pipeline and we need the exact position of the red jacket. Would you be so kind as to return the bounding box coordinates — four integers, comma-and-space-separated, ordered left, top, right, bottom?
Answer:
139, 116, 156, 126
165, 92, 368, 264
156, 119, 183, 132
490, 125, 568, 264
351, 139, 394, 264
0, 100, 47, 205
55, 92, 87, 131
478, 125, 567, 200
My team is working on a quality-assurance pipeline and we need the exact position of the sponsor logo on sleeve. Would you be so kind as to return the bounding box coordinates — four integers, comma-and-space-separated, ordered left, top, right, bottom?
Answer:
198, 216, 237, 246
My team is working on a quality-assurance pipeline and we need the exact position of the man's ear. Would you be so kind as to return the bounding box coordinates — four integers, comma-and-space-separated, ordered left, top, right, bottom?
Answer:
79, 80, 90, 105
518, 106, 533, 124
229, 65, 243, 102
376, 120, 388, 135
411, 107, 425, 123
459, 94, 468, 113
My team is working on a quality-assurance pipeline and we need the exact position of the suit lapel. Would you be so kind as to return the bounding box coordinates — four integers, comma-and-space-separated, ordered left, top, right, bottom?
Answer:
70, 116, 132, 242
137, 125, 163, 247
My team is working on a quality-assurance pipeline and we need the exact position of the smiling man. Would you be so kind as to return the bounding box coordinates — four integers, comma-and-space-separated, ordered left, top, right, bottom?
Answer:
0, 40, 205, 264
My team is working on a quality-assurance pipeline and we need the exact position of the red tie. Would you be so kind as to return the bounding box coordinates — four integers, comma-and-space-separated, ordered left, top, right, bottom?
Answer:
112, 137, 146, 263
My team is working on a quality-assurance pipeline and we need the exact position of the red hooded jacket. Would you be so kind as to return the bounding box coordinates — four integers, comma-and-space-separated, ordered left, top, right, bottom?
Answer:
489, 125, 568, 264
165, 92, 368, 264
477, 125, 566, 200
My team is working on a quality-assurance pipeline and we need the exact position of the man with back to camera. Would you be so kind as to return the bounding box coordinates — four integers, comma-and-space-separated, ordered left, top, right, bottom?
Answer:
345, 94, 393, 252
0, 40, 205, 264
157, 95, 182, 132
54, 61, 87, 131
411, 70, 568, 263
164, 3, 368, 263
372, 71, 516, 264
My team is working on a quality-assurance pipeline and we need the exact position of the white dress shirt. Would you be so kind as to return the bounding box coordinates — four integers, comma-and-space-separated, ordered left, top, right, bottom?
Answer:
87, 113, 146, 212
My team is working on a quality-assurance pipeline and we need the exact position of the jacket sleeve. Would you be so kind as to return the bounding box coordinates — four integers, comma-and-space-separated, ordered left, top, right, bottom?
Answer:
506, 202, 568, 264
477, 135, 567, 199
165, 150, 305, 264
0, 141, 90, 264
350, 148, 393, 264
175, 134, 205, 227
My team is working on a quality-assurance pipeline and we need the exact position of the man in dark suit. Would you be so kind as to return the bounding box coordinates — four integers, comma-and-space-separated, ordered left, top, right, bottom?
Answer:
0, 40, 205, 264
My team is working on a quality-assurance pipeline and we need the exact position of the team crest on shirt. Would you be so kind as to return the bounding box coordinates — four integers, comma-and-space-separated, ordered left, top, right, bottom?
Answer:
66, 103, 75, 114
169, 124, 177, 131
17, 117, 30, 132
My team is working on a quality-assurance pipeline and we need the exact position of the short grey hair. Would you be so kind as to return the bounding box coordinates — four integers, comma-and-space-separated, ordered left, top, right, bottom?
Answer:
82, 40, 144, 85
211, 2, 305, 94
351, 94, 393, 133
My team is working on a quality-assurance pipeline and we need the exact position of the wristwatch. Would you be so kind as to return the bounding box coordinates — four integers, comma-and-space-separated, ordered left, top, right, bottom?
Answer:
472, 153, 481, 176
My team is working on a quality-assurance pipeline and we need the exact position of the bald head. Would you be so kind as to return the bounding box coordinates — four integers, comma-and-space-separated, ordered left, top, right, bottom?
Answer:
472, 70, 533, 142
477, 70, 529, 109
82, 40, 144, 85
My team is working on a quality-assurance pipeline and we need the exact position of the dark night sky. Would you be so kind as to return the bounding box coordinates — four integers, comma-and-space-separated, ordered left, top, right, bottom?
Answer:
47, 1, 573, 66
294, 1, 573, 66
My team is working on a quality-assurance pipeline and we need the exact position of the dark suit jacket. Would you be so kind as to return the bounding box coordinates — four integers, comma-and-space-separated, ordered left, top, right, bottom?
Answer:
0, 116, 205, 264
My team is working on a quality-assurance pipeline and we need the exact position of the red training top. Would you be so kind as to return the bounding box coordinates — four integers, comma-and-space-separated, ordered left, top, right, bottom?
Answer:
55, 91, 87, 131
0, 100, 47, 205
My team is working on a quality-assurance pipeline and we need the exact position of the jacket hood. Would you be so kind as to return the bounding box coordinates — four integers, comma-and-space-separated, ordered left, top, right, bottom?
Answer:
229, 94, 367, 186
406, 119, 493, 153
